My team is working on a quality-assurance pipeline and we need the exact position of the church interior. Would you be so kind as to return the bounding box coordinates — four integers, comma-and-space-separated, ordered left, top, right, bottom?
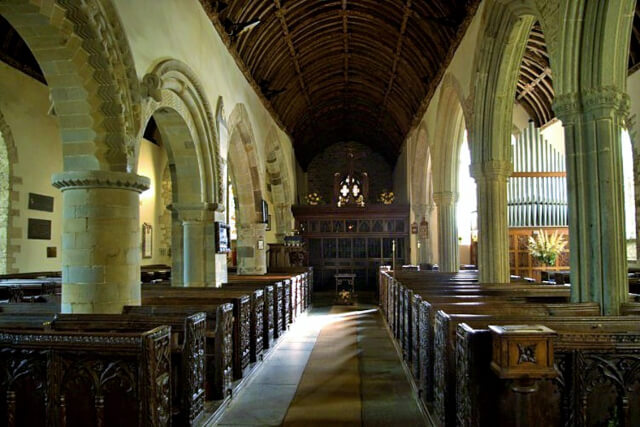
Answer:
1, 0, 640, 425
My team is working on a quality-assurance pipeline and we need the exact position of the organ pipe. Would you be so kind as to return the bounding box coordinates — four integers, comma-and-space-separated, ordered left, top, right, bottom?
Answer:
507, 121, 568, 227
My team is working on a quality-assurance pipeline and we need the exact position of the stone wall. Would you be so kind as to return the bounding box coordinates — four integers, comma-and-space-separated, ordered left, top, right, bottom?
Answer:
306, 142, 393, 205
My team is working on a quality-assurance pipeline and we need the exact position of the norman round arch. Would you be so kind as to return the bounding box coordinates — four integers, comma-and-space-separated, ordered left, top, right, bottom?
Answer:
265, 126, 294, 242
139, 59, 224, 286
0, 0, 141, 171
0, 109, 19, 274
227, 103, 267, 274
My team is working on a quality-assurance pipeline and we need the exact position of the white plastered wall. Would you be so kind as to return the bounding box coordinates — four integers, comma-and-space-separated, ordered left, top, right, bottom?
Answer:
112, 0, 298, 245
0, 62, 62, 272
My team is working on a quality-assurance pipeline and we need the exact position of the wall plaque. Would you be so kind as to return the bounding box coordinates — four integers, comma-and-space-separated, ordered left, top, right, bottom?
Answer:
215, 222, 231, 253
28, 193, 54, 212
28, 218, 51, 240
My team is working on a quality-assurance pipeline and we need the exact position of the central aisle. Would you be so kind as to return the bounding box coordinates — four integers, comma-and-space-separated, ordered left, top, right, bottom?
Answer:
215, 301, 427, 426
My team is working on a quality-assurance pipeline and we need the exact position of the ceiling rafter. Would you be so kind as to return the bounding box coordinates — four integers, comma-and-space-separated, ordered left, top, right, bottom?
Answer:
200, 0, 482, 168
273, 0, 313, 109
376, 0, 413, 124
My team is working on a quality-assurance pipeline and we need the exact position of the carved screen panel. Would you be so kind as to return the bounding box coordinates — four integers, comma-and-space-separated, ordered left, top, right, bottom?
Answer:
353, 238, 366, 258
338, 239, 352, 258
368, 238, 381, 259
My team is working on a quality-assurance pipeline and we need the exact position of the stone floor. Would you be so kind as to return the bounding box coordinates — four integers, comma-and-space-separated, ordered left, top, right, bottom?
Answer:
214, 298, 427, 426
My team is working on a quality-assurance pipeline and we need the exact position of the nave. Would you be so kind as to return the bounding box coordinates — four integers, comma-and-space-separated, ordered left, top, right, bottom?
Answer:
215, 297, 426, 426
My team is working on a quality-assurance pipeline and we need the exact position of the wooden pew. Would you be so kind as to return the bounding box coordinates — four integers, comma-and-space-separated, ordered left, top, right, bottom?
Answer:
455, 317, 640, 427
140, 291, 255, 380
50, 313, 206, 426
266, 266, 314, 308
228, 277, 293, 329
0, 278, 61, 302
229, 274, 302, 321
0, 300, 60, 314
0, 326, 171, 426
142, 287, 264, 364
222, 281, 277, 347
124, 303, 234, 401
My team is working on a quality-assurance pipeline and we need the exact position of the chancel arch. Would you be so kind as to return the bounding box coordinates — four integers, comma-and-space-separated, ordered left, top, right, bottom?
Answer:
138, 59, 224, 287
227, 104, 267, 275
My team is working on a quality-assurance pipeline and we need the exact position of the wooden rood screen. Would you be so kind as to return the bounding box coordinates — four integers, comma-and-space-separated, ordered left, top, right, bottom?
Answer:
293, 204, 409, 291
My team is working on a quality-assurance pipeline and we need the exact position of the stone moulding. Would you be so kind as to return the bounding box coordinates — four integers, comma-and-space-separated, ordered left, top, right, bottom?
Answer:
140, 59, 224, 211
51, 170, 150, 193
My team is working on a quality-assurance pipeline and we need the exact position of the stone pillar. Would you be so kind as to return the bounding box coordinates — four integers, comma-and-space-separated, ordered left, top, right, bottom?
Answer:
237, 222, 267, 275
433, 192, 459, 272
274, 203, 293, 243
555, 90, 629, 315
170, 212, 184, 287
631, 135, 640, 263
413, 203, 434, 265
171, 203, 218, 287
183, 220, 205, 287
52, 171, 150, 313
471, 161, 512, 284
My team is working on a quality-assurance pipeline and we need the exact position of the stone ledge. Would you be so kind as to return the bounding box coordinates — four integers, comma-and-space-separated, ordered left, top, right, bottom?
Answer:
52, 170, 150, 193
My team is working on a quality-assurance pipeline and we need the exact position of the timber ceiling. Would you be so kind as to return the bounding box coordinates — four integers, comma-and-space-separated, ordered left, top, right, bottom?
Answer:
522, 4, 640, 128
516, 22, 553, 128
629, 1, 640, 74
201, 0, 480, 168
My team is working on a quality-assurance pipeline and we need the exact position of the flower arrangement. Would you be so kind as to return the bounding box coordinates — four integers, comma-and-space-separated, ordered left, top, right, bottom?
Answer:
378, 190, 394, 205
527, 229, 568, 266
306, 192, 322, 205
338, 289, 352, 304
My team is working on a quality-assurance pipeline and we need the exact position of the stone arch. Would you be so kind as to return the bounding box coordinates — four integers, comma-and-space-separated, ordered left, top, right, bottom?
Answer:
410, 123, 435, 265
432, 74, 468, 272
433, 74, 467, 197
552, 0, 636, 314
410, 123, 431, 207
227, 104, 266, 274
138, 59, 223, 286
265, 126, 294, 242
0, 0, 141, 171
469, 0, 556, 283
0, 109, 19, 274
139, 59, 223, 207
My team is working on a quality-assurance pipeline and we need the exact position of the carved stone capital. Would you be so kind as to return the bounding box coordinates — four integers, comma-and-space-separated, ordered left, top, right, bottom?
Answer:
470, 160, 512, 181
432, 191, 458, 206
51, 170, 150, 193
412, 203, 434, 219
168, 202, 219, 221
582, 86, 630, 116
552, 92, 581, 121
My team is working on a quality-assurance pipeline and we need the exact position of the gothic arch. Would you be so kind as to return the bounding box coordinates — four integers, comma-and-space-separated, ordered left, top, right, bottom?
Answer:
469, 0, 555, 282
433, 74, 467, 196
0, 109, 19, 274
410, 123, 432, 207
265, 126, 294, 241
431, 75, 468, 272
0, 0, 141, 171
